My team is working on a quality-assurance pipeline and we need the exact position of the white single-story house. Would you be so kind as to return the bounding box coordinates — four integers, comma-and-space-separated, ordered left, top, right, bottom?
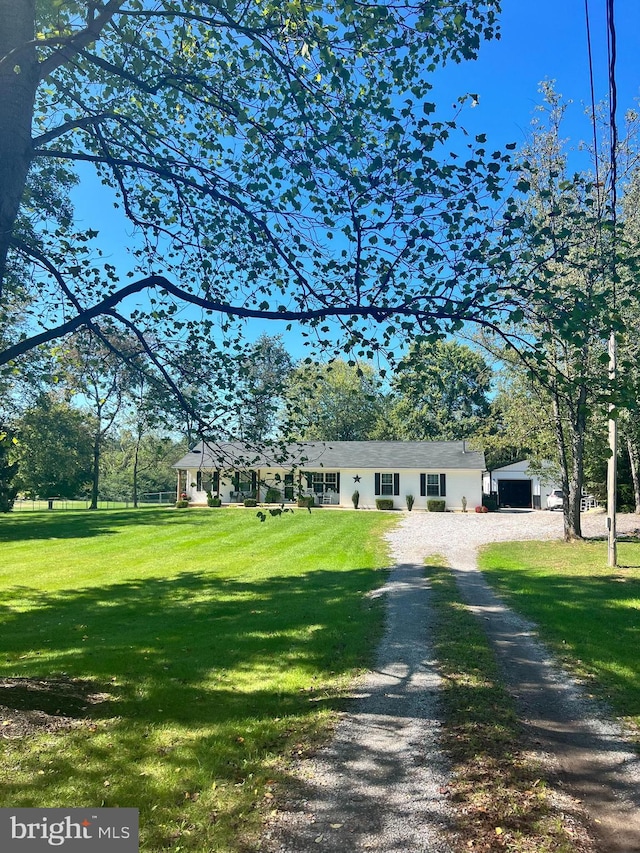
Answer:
483, 460, 561, 509
173, 440, 485, 511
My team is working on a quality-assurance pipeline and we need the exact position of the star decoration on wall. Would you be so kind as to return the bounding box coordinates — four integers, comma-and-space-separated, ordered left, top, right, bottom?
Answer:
353, 475, 361, 482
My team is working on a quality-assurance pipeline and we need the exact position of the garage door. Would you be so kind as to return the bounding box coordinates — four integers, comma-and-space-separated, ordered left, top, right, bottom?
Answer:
498, 479, 532, 508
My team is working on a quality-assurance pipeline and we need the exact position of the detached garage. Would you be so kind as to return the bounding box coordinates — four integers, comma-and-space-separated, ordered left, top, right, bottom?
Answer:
483, 460, 561, 510
497, 478, 532, 508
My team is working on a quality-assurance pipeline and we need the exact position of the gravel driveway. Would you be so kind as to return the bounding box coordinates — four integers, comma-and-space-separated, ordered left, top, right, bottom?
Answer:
264, 510, 640, 853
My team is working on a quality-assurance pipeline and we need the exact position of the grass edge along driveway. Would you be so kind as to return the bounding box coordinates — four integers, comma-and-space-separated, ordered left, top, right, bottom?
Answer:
478, 538, 640, 739
0, 507, 395, 852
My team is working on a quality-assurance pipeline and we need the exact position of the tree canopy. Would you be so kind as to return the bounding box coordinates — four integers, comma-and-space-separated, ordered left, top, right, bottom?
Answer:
1, 0, 511, 407
284, 359, 383, 441
379, 339, 491, 440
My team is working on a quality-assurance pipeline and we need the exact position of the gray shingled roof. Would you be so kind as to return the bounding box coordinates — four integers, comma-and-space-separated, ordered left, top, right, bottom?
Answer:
173, 440, 485, 470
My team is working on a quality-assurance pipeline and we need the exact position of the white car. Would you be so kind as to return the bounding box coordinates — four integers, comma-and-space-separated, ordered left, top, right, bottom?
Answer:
546, 489, 564, 510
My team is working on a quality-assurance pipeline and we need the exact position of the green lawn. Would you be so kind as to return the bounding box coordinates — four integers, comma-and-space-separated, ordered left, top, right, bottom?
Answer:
479, 539, 640, 735
0, 507, 394, 851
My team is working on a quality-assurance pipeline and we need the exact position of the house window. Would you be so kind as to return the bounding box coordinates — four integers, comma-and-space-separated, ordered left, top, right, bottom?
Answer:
196, 471, 219, 493
375, 472, 400, 496
238, 473, 253, 493
380, 473, 394, 495
311, 472, 339, 493
233, 471, 256, 494
420, 473, 447, 497
426, 474, 440, 496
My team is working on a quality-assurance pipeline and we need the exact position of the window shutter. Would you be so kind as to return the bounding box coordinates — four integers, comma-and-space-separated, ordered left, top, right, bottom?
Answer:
336, 473, 341, 492
196, 471, 202, 491
251, 471, 257, 491
420, 473, 426, 497
374, 473, 381, 495
213, 471, 220, 492
304, 472, 313, 488
440, 473, 446, 496
393, 473, 400, 496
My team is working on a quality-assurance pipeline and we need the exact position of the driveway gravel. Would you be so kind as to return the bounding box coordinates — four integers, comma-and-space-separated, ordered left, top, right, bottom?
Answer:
264, 510, 640, 853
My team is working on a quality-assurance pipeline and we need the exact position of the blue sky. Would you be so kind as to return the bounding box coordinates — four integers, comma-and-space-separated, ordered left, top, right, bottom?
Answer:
71, 0, 639, 360
432, 0, 639, 152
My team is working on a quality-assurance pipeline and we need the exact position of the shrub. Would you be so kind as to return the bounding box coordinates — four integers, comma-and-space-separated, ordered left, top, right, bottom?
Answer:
352, 490, 360, 509
297, 496, 315, 508
243, 498, 258, 507
482, 495, 499, 512
207, 496, 222, 507
375, 498, 394, 510
427, 499, 446, 512
264, 488, 281, 503
175, 500, 189, 508
405, 494, 415, 511
475, 505, 489, 513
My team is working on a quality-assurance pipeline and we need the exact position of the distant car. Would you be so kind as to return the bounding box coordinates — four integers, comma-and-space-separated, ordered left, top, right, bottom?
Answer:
546, 489, 564, 510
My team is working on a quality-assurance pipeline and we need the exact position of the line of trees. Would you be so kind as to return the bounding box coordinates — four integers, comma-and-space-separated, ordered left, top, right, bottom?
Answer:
3, 316, 640, 522
1, 3, 639, 537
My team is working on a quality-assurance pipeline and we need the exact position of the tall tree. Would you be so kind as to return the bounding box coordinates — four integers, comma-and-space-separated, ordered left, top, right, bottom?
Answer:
379, 339, 491, 440
482, 86, 635, 540
285, 360, 383, 441
0, 0, 515, 399
14, 394, 93, 498
56, 328, 136, 508
236, 335, 294, 443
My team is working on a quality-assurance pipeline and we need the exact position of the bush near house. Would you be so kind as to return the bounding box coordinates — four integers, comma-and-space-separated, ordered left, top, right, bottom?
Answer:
264, 488, 281, 503
427, 500, 446, 512
175, 499, 189, 508
482, 495, 499, 512
243, 498, 258, 507
376, 498, 394, 510
297, 496, 315, 508
207, 496, 222, 507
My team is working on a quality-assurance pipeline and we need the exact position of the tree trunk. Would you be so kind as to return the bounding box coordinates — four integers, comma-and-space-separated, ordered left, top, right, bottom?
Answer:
90, 430, 100, 510
566, 439, 584, 540
132, 435, 141, 509
0, 0, 38, 290
565, 386, 588, 541
552, 391, 572, 540
627, 433, 640, 514
552, 386, 586, 541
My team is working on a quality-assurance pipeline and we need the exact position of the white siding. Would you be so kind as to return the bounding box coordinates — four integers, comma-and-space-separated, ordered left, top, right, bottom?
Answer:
183, 465, 482, 510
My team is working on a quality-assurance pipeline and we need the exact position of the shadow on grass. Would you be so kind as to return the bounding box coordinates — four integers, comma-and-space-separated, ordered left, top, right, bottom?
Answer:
0, 507, 198, 543
484, 566, 640, 717
0, 567, 383, 724
0, 562, 389, 850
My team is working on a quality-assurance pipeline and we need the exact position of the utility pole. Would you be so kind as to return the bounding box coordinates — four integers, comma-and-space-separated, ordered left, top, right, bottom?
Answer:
607, 329, 617, 567
605, 0, 618, 568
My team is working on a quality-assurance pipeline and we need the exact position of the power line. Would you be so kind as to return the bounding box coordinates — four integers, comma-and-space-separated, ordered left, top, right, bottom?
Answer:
584, 0, 602, 212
